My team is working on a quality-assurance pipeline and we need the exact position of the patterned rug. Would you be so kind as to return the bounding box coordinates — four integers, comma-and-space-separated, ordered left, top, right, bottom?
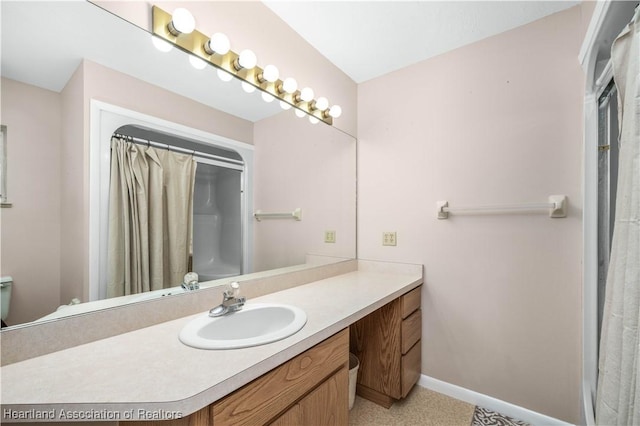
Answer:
471, 406, 530, 426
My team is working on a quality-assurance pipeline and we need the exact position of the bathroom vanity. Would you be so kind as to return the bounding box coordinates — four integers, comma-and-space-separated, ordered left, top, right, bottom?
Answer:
0, 260, 422, 424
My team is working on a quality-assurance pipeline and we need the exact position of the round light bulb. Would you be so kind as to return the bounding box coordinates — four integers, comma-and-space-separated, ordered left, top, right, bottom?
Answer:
294, 109, 306, 118
241, 81, 256, 93
151, 36, 173, 52
217, 69, 233, 82
309, 116, 320, 124
300, 87, 314, 102
238, 49, 257, 70
279, 101, 292, 110
170, 8, 195, 35
329, 105, 342, 118
207, 32, 230, 55
261, 92, 275, 103
189, 55, 207, 70
282, 77, 297, 94
262, 65, 279, 83
315, 97, 329, 111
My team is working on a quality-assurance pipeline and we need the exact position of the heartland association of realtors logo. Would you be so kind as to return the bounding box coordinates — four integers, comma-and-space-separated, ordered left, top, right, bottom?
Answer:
3, 408, 183, 421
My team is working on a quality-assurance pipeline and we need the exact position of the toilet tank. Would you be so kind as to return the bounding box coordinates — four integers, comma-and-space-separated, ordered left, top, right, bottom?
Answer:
1, 276, 13, 321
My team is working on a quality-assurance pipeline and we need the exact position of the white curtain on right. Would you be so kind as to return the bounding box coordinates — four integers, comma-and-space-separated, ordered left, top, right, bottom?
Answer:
595, 7, 640, 426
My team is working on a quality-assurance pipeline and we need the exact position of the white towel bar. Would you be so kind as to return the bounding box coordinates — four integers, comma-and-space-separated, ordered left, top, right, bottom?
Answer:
437, 195, 567, 219
254, 208, 302, 222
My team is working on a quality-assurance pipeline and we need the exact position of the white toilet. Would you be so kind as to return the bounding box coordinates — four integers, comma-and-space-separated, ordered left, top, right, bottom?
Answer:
1, 276, 13, 326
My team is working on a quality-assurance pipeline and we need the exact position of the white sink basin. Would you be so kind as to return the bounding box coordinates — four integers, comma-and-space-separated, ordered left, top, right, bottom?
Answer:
179, 303, 307, 349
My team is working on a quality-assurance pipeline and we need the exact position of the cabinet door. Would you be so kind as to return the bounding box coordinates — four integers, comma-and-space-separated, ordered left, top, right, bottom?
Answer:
213, 330, 349, 425
270, 404, 300, 426
299, 368, 348, 425
271, 368, 348, 426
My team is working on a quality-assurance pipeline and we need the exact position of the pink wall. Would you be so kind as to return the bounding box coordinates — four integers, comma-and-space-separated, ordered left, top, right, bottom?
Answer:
93, 1, 357, 137
253, 112, 356, 272
60, 62, 88, 306
81, 61, 253, 145
0, 78, 63, 324
357, 6, 584, 423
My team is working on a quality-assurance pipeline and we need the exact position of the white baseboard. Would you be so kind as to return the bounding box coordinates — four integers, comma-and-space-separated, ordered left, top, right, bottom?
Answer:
418, 375, 574, 426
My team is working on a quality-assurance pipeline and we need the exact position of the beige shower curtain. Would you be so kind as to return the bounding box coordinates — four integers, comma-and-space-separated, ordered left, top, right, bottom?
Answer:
107, 137, 196, 298
595, 6, 640, 425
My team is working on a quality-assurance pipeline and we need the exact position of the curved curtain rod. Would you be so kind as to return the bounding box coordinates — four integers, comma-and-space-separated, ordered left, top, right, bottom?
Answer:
112, 133, 244, 166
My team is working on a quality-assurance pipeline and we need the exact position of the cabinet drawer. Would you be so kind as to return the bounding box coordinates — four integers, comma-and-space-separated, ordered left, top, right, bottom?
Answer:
401, 286, 421, 319
401, 309, 421, 355
213, 329, 349, 425
401, 341, 421, 398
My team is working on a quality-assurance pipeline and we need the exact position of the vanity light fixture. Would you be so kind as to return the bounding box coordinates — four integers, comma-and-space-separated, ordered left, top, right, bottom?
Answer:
167, 8, 196, 36
217, 69, 233, 82
311, 96, 329, 111
151, 5, 339, 125
204, 32, 230, 55
258, 64, 279, 84
279, 77, 298, 95
234, 49, 258, 71
261, 92, 275, 103
328, 105, 343, 119
296, 87, 314, 104
309, 116, 320, 124
151, 35, 173, 52
189, 55, 207, 70
241, 81, 257, 93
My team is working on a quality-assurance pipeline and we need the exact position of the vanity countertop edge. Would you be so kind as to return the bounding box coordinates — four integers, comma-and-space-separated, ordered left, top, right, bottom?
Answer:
0, 262, 423, 423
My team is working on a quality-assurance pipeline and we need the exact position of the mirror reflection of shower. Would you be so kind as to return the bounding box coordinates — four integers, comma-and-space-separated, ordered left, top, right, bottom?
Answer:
113, 125, 247, 289
192, 161, 243, 281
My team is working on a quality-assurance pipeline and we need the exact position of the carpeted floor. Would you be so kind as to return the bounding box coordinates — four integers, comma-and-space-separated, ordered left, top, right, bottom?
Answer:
349, 386, 530, 426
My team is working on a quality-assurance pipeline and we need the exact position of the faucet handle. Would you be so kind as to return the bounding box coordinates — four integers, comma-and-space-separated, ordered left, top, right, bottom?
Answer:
182, 272, 199, 291
224, 281, 240, 298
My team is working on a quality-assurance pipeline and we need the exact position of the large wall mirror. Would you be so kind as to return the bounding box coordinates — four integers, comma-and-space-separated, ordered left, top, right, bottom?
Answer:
0, 1, 356, 329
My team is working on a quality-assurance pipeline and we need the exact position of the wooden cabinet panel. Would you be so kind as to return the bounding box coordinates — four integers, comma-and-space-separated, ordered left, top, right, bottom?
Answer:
350, 285, 422, 408
401, 286, 421, 319
350, 298, 402, 400
299, 368, 348, 425
401, 309, 422, 355
269, 404, 300, 426
270, 368, 348, 426
401, 342, 421, 398
212, 329, 348, 425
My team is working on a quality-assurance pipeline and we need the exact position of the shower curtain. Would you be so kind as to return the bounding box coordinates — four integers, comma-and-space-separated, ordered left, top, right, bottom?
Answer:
107, 137, 196, 298
595, 7, 640, 425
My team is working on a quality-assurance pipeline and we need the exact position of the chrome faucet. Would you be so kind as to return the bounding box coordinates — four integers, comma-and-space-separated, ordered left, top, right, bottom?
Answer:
209, 282, 246, 317
181, 272, 200, 291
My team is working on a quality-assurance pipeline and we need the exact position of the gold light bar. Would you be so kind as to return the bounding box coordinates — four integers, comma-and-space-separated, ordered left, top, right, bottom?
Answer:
152, 6, 333, 125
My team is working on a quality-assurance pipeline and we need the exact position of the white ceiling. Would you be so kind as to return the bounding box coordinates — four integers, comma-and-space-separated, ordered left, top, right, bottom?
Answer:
263, 1, 581, 83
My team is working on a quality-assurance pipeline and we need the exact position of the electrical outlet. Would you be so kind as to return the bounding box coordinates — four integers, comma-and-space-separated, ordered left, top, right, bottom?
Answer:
325, 230, 336, 243
382, 231, 397, 246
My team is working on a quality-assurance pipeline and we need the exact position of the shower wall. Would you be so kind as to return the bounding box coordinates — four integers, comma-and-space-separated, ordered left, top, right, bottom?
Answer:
192, 162, 242, 282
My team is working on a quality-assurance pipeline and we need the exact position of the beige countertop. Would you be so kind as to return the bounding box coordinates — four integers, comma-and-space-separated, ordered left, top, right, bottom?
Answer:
0, 263, 422, 422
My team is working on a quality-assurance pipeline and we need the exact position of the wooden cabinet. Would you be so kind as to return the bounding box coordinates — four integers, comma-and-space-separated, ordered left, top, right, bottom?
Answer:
125, 329, 349, 426
213, 329, 348, 425
270, 367, 348, 425
349, 286, 422, 408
